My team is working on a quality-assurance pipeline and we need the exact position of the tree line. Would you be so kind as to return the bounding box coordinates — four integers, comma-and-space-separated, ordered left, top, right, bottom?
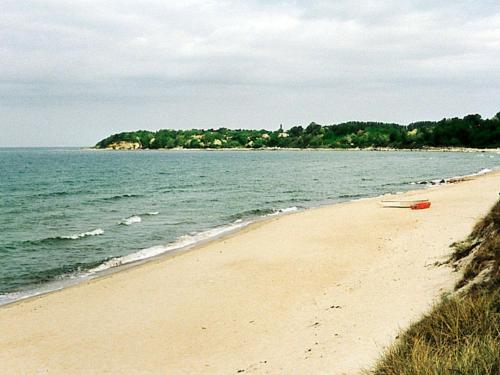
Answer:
95, 112, 500, 149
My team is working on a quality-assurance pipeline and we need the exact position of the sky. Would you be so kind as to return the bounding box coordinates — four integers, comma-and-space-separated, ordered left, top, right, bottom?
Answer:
1, 0, 499, 146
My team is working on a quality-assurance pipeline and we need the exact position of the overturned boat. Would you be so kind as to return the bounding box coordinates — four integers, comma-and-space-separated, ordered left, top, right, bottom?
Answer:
380, 199, 431, 209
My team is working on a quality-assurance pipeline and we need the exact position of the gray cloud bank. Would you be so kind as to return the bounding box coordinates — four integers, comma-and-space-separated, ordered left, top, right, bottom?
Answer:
1, 0, 499, 146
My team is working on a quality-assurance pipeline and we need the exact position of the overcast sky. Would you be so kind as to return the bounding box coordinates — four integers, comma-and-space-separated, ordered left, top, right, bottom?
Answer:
1, 0, 499, 146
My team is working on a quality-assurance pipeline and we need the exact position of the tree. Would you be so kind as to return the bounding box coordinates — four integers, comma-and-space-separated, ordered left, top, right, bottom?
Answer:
305, 122, 322, 135
95, 112, 500, 150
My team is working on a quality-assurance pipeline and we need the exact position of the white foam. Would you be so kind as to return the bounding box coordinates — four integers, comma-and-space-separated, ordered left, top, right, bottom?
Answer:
352, 196, 370, 202
121, 216, 142, 225
0, 290, 43, 305
444, 168, 493, 183
269, 206, 298, 216
416, 167, 495, 187
0, 276, 86, 306
146, 212, 159, 216
471, 168, 492, 176
279, 206, 298, 213
89, 220, 251, 274
61, 228, 104, 240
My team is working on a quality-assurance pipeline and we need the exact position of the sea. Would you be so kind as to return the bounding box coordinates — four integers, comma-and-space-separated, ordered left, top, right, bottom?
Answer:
0, 148, 498, 304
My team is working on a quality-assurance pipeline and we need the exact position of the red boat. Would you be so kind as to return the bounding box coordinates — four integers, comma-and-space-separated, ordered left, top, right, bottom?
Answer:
411, 201, 431, 210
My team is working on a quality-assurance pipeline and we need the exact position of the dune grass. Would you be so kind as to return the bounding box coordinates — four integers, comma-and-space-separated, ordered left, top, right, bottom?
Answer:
369, 200, 499, 375
370, 286, 499, 375
451, 199, 499, 290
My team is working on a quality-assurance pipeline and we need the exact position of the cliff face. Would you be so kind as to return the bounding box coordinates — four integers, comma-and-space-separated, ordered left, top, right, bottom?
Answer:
105, 141, 141, 150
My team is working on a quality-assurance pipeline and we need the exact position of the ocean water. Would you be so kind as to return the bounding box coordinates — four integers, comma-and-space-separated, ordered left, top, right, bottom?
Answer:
0, 148, 498, 304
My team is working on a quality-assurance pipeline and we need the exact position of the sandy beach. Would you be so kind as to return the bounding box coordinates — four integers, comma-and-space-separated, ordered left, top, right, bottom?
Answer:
1, 170, 499, 375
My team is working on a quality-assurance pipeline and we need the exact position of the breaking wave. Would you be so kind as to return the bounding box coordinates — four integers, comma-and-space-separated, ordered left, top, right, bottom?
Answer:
413, 168, 494, 186
268, 206, 298, 215
89, 220, 251, 273
60, 229, 105, 240
90, 205, 300, 274
120, 216, 142, 225
26, 229, 105, 245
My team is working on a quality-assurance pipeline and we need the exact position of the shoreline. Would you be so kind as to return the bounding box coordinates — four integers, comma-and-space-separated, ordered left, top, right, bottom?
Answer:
0, 166, 497, 307
87, 146, 500, 153
1, 170, 499, 374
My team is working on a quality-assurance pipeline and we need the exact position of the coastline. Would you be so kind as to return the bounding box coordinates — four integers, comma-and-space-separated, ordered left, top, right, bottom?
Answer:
1, 170, 499, 374
86, 146, 500, 153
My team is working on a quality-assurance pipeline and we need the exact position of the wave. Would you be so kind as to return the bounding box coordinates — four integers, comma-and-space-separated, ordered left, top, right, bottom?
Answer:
229, 208, 275, 221
89, 220, 251, 273
268, 206, 298, 215
25, 229, 105, 245
31, 189, 95, 199
20, 260, 105, 284
338, 193, 365, 199
0, 260, 105, 305
281, 189, 305, 194
120, 216, 142, 225
98, 194, 143, 202
158, 220, 196, 226
60, 229, 105, 240
414, 167, 494, 186
469, 168, 493, 176
90, 206, 300, 274
228, 206, 299, 221
33, 191, 71, 198
117, 212, 157, 226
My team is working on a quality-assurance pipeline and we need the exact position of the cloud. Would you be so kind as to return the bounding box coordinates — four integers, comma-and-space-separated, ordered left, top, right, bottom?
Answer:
0, 0, 499, 145
2, 1, 499, 85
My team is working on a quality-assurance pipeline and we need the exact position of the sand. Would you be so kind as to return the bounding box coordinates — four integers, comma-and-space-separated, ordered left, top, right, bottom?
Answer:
1, 170, 499, 375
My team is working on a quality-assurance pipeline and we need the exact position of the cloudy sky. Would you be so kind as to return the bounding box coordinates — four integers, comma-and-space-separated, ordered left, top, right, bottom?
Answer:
1, 0, 499, 146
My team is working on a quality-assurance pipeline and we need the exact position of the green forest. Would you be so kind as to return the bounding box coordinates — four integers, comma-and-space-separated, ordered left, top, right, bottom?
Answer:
95, 112, 500, 150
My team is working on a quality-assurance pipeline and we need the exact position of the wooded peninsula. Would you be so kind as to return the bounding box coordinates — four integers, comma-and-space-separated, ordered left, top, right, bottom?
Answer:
95, 112, 500, 150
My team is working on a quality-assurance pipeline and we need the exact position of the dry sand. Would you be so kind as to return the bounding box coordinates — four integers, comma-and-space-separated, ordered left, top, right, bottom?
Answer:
1, 170, 499, 375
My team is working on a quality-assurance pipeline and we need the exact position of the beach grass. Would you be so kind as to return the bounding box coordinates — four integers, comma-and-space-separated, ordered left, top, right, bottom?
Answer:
369, 200, 499, 375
